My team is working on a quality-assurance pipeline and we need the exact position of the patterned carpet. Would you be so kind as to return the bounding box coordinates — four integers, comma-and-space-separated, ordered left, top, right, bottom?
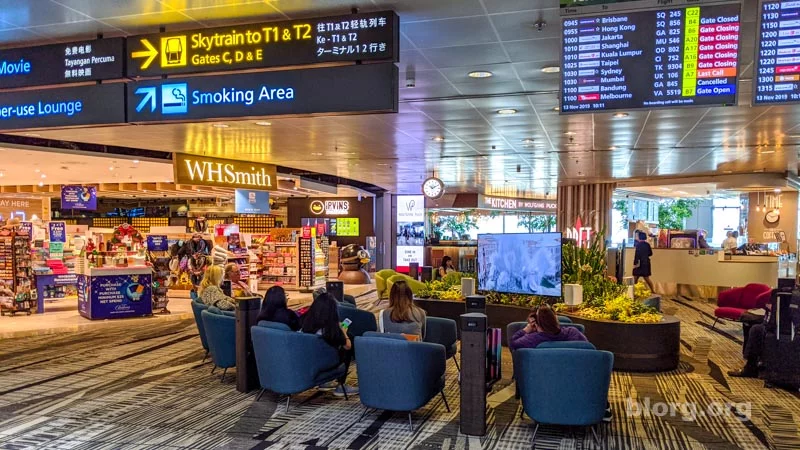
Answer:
1, 291, 799, 450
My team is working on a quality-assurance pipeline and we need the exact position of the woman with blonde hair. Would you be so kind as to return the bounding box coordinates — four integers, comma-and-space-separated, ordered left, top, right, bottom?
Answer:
379, 280, 427, 339
199, 265, 236, 311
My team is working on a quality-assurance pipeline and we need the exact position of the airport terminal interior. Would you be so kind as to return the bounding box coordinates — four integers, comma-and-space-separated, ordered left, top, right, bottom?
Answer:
1, 0, 800, 449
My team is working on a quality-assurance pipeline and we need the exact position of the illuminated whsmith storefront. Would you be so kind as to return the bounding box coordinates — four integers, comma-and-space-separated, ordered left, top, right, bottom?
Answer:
425, 193, 557, 272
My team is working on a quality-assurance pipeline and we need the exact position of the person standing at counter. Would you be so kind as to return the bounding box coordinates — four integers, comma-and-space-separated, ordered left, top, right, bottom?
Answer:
439, 256, 455, 278
723, 231, 738, 252
633, 231, 656, 293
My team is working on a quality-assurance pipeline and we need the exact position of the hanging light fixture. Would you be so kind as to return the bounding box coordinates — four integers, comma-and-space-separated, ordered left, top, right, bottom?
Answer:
755, 191, 760, 212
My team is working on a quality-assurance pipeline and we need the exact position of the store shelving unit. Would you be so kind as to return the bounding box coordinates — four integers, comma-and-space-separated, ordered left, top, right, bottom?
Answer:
260, 242, 299, 288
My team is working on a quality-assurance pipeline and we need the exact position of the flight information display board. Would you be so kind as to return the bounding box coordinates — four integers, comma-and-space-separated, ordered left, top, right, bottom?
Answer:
560, 3, 742, 114
753, 1, 800, 105
127, 11, 398, 77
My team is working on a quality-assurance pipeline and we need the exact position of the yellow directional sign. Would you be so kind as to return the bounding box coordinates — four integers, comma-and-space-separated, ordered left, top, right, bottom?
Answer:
160, 35, 186, 68
132, 38, 158, 70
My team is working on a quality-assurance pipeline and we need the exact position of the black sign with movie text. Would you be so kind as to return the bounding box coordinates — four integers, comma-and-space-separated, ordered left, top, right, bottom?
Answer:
0, 38, 124, 90
126, 11, 398, 77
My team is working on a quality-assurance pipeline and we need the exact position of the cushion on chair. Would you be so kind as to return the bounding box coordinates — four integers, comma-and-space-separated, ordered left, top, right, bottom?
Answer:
714, 306, 746, 321
557, 316, 572, 323
257, 320, 291, 331
363, 330, 408, 341
538, 341, 596, 350
751, 290, 773, 310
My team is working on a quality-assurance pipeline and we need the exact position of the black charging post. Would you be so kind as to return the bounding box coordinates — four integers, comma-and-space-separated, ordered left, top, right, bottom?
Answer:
459, 312, 487, 436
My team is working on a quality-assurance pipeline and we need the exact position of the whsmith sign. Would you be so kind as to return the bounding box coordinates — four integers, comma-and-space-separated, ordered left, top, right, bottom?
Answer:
173, 154, 277, 190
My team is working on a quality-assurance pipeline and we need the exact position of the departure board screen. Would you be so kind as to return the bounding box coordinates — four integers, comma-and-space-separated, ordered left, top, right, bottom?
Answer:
560, 3, 742, 114
753, 1, 800, 105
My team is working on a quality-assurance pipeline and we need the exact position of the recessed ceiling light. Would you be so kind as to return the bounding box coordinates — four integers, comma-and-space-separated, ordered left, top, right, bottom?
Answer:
775, 188, 782, 193
522, 138, 535, 144
759, 150, 775, 154
432, 136, 445, 142
541, 66, 560, 73
608, 146, 618, 150
255, 121, 272, 126
552, 106, 560, 112
132, 159, 140, 164
497, 109, 517, 115
212, 123, 229, 128
612, 112, 629, 118
310, 152, 324, 156
25, 133, 41, 137
723, 170, 733, 174
40, 174, 46, 179
468, 71, 493, 78
0, 172, 4, 177
659, 187, 671, 191
37, 181, 44, 187
377, 163, 389, 166
563, 131, 576, 136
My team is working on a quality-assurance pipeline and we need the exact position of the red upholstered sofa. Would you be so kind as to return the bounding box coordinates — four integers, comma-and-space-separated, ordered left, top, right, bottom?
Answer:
713, 283, 772, 329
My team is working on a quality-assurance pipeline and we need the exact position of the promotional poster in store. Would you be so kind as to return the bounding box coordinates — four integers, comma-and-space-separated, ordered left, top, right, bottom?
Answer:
84, 274, 153, 320
396, 195, 425, 269
61, 185, 97, 210
234, 189, 270, 214
146, 235, 169, 251
48, 221, 66, 242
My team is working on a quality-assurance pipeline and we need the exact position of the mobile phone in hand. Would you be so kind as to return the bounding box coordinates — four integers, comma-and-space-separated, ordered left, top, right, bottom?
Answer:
341, 318, 352, 330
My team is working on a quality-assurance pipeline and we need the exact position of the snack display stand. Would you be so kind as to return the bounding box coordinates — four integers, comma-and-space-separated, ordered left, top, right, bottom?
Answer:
77, 266, 153, 320
0, 231, 34, 316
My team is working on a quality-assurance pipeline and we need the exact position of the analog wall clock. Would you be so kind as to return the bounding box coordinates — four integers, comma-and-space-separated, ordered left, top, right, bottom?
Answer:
422, 177, 445, 200
765, 210, 780, 224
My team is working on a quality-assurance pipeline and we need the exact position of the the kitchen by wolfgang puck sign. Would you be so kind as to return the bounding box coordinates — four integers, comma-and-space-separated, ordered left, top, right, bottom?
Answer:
173, 154, 277, 190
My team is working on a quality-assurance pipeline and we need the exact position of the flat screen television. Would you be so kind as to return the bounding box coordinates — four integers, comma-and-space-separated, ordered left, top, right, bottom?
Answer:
477, 232, 562, 297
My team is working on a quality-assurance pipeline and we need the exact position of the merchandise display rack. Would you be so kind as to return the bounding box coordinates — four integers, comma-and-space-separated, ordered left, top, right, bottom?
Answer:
260, 241, 299, 288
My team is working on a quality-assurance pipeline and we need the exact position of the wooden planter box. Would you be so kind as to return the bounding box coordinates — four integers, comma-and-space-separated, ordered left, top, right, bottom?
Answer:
415, 297, 681, 373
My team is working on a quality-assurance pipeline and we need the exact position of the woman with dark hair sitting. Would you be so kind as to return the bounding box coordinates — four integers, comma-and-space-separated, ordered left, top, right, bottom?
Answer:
509, 304, 587, 350
380, 280, 427, 339
301, 292, 358, 397
256, 286, 299, 331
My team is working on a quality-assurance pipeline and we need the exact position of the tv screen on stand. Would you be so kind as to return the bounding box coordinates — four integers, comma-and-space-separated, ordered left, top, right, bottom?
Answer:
477, 232, 562, 297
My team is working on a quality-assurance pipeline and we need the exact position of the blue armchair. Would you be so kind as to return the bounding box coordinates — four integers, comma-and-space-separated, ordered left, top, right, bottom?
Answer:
190, 300, 210, 362
517, 348, 613, 444
251, 325, 349, 410
355, 334, 449, 431
337, 303, 377, 339
424, 317, 459, 370
201, 309, 236, 382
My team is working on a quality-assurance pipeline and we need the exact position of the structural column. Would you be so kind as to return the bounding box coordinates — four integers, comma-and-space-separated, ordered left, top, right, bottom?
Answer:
557, 182, 616, 237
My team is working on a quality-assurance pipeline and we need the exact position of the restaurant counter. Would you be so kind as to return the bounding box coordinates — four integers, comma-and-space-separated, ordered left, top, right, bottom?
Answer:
77, 266, 153, 320
623, 248, 778, 299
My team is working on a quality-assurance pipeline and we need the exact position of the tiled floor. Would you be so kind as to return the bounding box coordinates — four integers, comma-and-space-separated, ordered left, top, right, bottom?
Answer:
1, 292, 799, 449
